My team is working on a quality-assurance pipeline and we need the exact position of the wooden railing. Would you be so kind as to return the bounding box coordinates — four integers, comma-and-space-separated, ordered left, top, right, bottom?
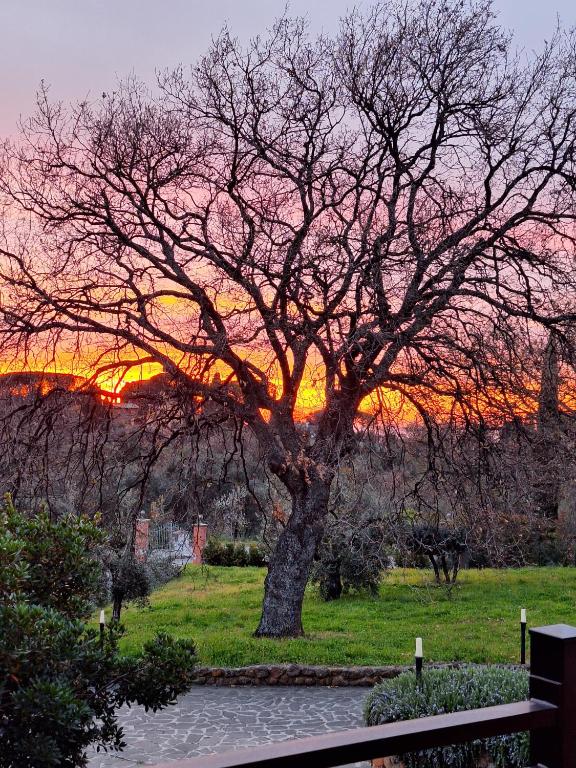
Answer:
152, 624, 576, 768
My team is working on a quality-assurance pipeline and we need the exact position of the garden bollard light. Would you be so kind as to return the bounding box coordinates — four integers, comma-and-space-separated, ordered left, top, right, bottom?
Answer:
520, 608, 527, 665
415, 637, 423, 683
100, 609, 106, 649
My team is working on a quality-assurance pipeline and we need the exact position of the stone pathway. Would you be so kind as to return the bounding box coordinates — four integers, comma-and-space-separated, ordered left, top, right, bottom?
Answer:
89, 686, 369, 767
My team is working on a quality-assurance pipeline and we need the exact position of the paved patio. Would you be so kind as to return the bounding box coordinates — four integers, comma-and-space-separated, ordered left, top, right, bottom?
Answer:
89, 686, 369, 767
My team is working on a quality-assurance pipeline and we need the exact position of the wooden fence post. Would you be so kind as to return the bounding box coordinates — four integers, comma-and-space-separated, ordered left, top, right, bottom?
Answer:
529, 623, 576, 768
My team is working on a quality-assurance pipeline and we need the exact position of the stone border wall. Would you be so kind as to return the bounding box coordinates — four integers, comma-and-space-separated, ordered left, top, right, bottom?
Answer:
193, 664, 408, 686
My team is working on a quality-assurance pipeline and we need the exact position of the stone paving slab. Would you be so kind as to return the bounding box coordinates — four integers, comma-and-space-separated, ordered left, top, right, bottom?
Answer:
89, 686, 370, 767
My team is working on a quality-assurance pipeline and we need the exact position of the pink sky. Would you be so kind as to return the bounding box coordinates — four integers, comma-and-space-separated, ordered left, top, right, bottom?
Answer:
1, 1, 575, 137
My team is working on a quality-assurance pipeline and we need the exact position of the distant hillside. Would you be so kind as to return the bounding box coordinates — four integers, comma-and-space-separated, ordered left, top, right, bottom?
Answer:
119, 373, 173, 402
0, 369, 242, 409
0, 371, 91, 396
0, 372, 122, 408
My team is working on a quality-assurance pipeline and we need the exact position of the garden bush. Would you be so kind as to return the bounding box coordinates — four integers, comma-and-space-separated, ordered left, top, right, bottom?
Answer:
247, 542, 267, 566
364, 666, 529, 768
232, 543, 249, 566
221, 541, 237, 566
103, 548, 183, 622
202, 538, 267, 567
312, 524, 384, 600
0, 497, 197, 768
201, 537, 225, 565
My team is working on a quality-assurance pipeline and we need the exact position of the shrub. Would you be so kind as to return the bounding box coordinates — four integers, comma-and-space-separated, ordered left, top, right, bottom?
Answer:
0, 500, 104, 618
402, 525, 466, 583
202, 538, 267, 567
108, 552, 151, 620
364, 666, 529, 768
0, 497, 197, 768
103, 547, 182, 622
202, 537, 225, 565
247, 543, 267, 566
221, 541, 237, 566
233, 544, 249, 567
312, 524, 384, 600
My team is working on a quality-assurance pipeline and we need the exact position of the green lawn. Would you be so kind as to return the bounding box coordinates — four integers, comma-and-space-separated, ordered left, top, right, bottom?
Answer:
105, 566, 576, 666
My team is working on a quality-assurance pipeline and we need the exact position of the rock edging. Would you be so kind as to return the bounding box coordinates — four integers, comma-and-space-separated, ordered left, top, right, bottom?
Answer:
193, 664, 407, 686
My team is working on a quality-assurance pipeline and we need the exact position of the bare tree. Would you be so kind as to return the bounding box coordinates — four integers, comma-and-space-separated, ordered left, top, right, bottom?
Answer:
534, 332, 562, 518
2, 0, 576, 636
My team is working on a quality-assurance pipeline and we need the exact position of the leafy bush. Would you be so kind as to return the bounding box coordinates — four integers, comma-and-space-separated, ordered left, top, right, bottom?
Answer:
233, 543, 249, 566
0, 497, 197, 768
201, 537, 225, 564
247, 542, 267, 566
0, 500, 104, 618
103, 547, 182, 622
202, 538, 267, 567
365, 666, 529, 768
222, 541, 238, 566
108, 552, 151, 619
402, 525, 466, 583
312, 524, 384, 600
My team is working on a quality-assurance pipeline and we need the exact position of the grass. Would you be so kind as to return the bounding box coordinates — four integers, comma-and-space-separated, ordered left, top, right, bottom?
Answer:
103, 566, 576, 667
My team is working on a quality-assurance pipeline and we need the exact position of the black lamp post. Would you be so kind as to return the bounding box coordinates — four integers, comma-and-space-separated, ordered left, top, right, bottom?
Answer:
520, 608, 527, 665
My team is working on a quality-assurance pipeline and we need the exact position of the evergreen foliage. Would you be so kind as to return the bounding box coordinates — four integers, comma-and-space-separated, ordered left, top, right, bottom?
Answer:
365, 666, 529, 768
312, 522, 384, 600
0, 497, 197, 768
202, 538, 267, 567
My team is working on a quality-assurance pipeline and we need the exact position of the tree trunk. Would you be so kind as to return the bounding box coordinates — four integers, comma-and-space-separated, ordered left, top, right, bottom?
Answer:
255, 478, 331, 637
112, 591, 123, 623
440, 554, 450, 583
534, 333, 561, 519
451, 553, 460, 583
429, 554, 441, 583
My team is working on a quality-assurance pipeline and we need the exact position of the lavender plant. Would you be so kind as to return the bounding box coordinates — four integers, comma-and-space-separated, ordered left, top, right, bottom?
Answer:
365, 666, 529, 768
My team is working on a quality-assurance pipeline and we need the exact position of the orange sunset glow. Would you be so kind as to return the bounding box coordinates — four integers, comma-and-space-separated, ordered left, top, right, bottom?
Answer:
1, 347, 568, 431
